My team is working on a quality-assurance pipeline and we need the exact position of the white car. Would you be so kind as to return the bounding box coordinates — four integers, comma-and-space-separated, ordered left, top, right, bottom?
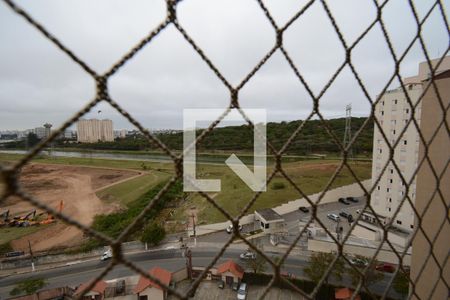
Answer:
100, 249, 112, 261
239, 251, 256, 260
237, 283, 247, 300
226, 224, 243, 234
327, 213, 340, 222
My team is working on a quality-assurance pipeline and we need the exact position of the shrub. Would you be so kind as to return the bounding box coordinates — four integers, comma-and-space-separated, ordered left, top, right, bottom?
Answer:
271, 182, 286, 190
141, 222, 166, 246
10, 278, 47, 296
0, 242, 13, 256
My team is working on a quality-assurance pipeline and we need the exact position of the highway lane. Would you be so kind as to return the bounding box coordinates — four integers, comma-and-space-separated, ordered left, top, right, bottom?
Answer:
0, 247, 399, 299
0, 248, 309, 298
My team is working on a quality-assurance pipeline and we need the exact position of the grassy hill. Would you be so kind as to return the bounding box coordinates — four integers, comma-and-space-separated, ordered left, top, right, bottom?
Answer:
48, 117, 373, 156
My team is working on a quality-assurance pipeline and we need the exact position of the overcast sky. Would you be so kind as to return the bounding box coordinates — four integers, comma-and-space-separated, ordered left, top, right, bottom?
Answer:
0, 0, 448, 131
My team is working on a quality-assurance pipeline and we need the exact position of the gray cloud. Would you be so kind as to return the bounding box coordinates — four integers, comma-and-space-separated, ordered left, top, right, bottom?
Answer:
0, 0, 448, 130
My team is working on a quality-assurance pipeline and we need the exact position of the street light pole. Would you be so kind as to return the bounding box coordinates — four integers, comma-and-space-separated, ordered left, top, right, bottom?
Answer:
28, 240, 35, 272
191, 213, 196, 246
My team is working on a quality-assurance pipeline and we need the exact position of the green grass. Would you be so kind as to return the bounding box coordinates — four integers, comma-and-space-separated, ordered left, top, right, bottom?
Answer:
173, 160, 372, 224
0, 152, 372, 225
96, 172, 171, 206
0, 152, 173, 172
0, 226, 46, 245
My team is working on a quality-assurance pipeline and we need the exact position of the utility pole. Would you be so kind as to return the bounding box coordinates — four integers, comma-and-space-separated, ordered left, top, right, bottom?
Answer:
191, 213, 197, 246
28, 240, 35, 272
344, 104, 353, 161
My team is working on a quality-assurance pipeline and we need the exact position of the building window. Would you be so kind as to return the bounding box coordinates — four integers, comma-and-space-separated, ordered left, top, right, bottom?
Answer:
381, 111, 384, 116
390, 169, 394, 174
139, 296, 148, 300
389, 179, 393, 184
389, 198, 392, 203
393, 130, 396, 135
403, 140, 407, 145
394, 99, 398, 104
388, 207, 391, 212
396, 220, 402, 225
410, 225, 414, 229
379, 149, 382, 154
387, 188, 390, 193
405, 108, 409, 114
382, 100, 385, 105
265, 223, 270, 229
377, 186, 380, 191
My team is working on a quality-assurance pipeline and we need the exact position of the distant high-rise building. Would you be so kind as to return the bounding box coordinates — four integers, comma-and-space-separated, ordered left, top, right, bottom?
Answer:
34, 123, 52, 139
371, 56, 450, 232
76, 119, 114, 143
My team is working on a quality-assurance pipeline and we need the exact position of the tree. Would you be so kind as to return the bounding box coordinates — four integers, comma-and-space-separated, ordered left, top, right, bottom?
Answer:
26, 133, 40, 148
10, 278, 47, 296
393, 269, 410, 296
141, 222, 166, 246
245, 254, 268, 274
304, 252, 345, 285
346, 255, 384, 287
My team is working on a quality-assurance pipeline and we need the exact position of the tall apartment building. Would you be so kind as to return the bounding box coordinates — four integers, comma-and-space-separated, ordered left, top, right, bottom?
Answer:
371, 56, 450, 232
410, 67, 450, 300
76, 119, 114, 143
34, 123, 52, 139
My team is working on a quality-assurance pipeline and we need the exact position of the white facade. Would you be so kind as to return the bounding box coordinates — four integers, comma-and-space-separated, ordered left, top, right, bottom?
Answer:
77, 119, 114, 143
371, 57, 450, 232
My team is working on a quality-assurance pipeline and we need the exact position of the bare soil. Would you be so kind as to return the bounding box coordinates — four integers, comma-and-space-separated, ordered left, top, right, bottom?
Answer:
2, 163, 140, 252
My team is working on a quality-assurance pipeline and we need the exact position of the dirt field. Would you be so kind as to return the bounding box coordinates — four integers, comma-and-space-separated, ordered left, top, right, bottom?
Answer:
1, 163, 142, 252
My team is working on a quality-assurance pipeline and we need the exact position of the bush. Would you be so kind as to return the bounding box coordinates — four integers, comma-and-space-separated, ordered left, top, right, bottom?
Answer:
10, 278, 47, 296
141, 222, 166, 246
271, 182, 286, 190
91, 180, 182, 239
0, 242, 13, 256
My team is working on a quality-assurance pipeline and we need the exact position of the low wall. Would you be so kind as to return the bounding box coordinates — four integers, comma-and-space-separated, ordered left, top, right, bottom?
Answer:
308, 238, 411, 266
0, 241, 146, 270
352, 224, 381, 241
171, 268, 188, 283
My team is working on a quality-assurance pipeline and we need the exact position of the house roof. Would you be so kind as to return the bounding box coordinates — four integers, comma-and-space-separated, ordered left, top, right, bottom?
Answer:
217, 260, 244, 279
134, 267, 172, 294
335, 287, 361, 300
75, 280, 107, 295
255, 208, 284, 222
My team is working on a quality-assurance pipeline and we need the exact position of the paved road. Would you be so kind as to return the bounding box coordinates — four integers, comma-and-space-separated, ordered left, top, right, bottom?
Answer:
0, 246, 400, 299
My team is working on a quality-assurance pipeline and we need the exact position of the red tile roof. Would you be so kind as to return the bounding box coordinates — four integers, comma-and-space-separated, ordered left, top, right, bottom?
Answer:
134, 267, 172, 294
335, 287, 361, 300
75, 280, 107, 295
217, 260, 244, 279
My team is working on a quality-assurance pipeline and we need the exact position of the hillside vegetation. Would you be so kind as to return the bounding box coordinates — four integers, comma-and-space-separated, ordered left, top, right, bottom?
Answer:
38, 117, 373, 155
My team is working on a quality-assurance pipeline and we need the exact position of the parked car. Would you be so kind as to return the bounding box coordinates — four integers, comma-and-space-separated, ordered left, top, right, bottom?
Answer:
299, 206, 309, 213
240, 251, 256, 260
339, 211, 354, 222
232, 282, 239, 291
100, 249, 112, 261
338, 197, 350, 205
226, 224, 243, 234
237, 283, 247, 300
218, 280, 225, 289
346, 196, 359, 203
339, 211, 350, 219
347, 214, 354, 222
376, 263, 395, 273
327, 213, 340, 222
349, 257, 368, 267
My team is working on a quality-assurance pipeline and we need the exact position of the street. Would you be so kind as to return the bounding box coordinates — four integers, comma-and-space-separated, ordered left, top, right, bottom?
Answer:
0, 245, 400, 299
